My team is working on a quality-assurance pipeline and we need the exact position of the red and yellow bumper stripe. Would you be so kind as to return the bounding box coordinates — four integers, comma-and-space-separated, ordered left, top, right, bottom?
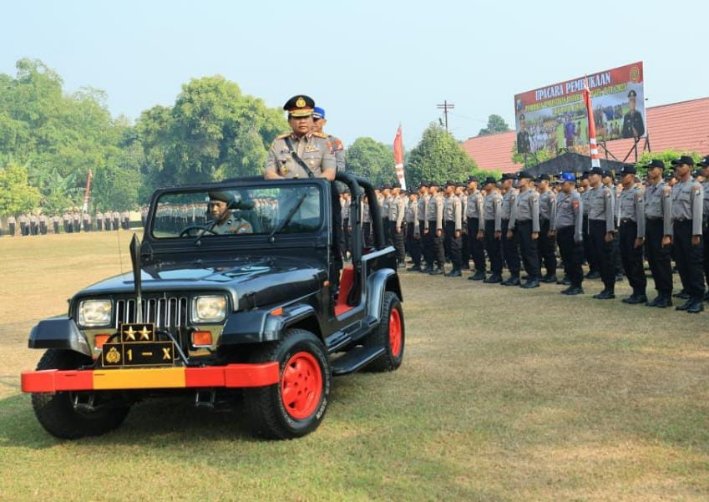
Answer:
21, 363, 280, 393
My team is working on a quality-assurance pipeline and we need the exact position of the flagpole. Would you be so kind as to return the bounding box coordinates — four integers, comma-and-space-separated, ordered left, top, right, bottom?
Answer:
393, 125, 406, 190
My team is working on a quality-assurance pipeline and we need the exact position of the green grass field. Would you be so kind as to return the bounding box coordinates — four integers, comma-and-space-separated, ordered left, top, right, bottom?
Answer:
1, 232, 707, 501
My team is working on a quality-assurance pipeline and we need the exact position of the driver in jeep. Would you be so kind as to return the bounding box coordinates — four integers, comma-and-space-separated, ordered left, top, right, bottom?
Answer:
208, 191, 253, 235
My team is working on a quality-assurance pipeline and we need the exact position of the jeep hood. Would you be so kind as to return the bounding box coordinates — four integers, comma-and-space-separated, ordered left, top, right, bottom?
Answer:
76, 255, 326, 309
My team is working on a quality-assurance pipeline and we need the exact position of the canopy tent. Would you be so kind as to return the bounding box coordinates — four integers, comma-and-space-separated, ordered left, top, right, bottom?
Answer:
522, 152, 629, 177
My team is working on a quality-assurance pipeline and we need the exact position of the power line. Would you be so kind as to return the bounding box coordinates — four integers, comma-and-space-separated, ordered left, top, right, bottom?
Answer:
436, 100, 455, 132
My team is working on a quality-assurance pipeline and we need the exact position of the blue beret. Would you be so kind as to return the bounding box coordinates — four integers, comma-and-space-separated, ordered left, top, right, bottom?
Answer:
313, 107, 325, 119
560, 172, 576, 182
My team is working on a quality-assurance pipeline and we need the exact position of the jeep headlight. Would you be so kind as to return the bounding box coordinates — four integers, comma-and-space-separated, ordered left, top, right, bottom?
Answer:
79, 300, 113, 327
192, 295, 227, 323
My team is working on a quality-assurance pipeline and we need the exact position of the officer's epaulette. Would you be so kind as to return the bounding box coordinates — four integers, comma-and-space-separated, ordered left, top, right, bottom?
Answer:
312, 132, 328, 139
277, 132, 291, 139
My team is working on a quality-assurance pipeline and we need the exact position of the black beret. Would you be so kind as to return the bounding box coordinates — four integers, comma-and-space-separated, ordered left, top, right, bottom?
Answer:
671, 155, 695, 167
517, 171, 533, 180
589, 167, 604, 176
467, 176, 479, 183
644, 159, 665, 170
620, 165, 637, 176
628, 90, 637, 98
697, 156, 709, 167
536, 174, 550, 181
483, 176, 498, 185
208, 191, 233, 203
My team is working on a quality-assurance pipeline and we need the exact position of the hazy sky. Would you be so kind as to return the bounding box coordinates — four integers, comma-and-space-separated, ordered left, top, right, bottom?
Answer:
2, 0, 706, 147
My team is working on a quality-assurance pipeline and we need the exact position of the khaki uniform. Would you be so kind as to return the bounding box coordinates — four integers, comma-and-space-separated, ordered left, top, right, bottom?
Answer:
265, 132, 336, 179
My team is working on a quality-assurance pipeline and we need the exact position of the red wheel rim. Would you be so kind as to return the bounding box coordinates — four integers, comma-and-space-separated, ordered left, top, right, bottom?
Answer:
389, 308, 403, 358
280, 351, 323, 420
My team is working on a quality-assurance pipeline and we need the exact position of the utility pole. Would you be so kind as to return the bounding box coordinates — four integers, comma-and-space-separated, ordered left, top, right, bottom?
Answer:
437, 100, 455, 132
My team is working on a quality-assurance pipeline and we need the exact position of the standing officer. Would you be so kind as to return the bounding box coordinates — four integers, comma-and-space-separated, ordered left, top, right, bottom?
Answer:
361, 195, 372, 247
96, 211, 104, 231
500, 173, 521, 286
509, 172, 541, 288
617, 165, 647, 304
466, 176, 486, 281
536, 174, 557, 282
443, 181, 463, 277
482, 177, 503, 283
425, 182, 445, 275
580, 172, 600, 279
552, 172, 584, 295
264, 95, 336, 181
417, 181, 430, 272
51, 214, 60, 234
389, 184, 407, 267
670, 156, 705, 313
30, 213, 39, 235
405, 191, 422, 271
697, 155, 709, 301
312, 107, 345, 172
381, 184, 392, 246
587, 166, 617, 299
39, 214, 48, 235
456, 183, 470, 270
341, 191, 351, 260
8, 214, 16, 236
643, 160, 674, 307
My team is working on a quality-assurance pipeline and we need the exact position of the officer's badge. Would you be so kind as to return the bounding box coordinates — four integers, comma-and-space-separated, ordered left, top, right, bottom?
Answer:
105, 346, 121, 364
296, 97, 306, 108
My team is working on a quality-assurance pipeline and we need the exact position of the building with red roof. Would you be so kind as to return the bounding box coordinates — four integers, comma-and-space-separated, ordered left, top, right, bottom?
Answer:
461, 96, 709, 174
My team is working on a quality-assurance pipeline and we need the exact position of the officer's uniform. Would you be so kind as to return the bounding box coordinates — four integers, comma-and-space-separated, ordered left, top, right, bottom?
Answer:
553, 180, 584, 292
83, 212, 92, 232
465, 182, 486, 278
580, 179, 599, 277
670, 157, 705, 311
39, 214, 48, 235
699, 156, 709, 301
405, 196, 422, 271
459, 188, 470, 269
509, 179, 540, 286
621, 90, 645, 139
19, 214, 29, 236
617, 167, 647, 302
51, 215, 60, 234
381, 189, 392, 246
418, 188, 431, 270
643, 161, 674, 305
482, 180, 503, 282
8, 215, 16, 236
73, 212, 81, 233
389, 191, 407, 265
30, 214, 39, 235
537, 180, 557, 280
587, 170, 617, 297
501, 181, 521, 284
424, 187, 445, 274
361, 197, 372, 247
443, 184, 463, 275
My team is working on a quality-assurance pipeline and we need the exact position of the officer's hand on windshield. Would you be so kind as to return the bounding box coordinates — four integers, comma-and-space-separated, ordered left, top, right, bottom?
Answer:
531, 231, 539, 240
634, 237, 644, 248
691, 235, 701, 246
604, 231, 614, 243
661, 235, 672, 247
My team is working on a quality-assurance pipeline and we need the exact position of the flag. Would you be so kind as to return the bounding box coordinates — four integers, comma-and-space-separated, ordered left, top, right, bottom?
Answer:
393, 126, 406, 190
582, 78, 601, 168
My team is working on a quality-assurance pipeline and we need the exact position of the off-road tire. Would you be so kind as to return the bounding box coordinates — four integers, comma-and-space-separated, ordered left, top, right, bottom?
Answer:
366, 291, 405, 372
244, 329, 331, 439
31, 349, 130, 439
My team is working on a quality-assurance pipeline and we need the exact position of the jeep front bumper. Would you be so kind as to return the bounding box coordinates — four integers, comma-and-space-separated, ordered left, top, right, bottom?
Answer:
21, 363, 280, 393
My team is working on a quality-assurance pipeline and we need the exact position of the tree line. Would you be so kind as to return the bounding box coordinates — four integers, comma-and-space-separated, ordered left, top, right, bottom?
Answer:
1, 59, 498, 216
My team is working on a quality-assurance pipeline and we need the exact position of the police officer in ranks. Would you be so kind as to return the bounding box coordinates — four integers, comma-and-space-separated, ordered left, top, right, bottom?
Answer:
361, 195, 372, 247
643, 160, 674, 307
509, 171, 541, 288
378, 184, 390, 246
579, 172, 599, 279
8, 214, 16, 236
443, 180, 463, 277
587, 166, 617, 299
207, 191, 253, 235
389, 184, 407, 267
465, 176, 486, 281
603, 169, 623, 281
95, 211, 103, 231
340, 191, 352, 260
456, 183, 470, 270
670, 156, 705, 313
617, 165, 647, 304
83, 211, 92, 232
551, 172, 584, 295
51, 214, 60, 234
405, 190, 422, 271
698, 156, 709, 301
536, 174, 557, 283
417, 181, 431, 272
482, 177, 503, 283
500, 173, 521, 286
425, 181, 446, 275
19, 213, 29, 236
39, 213, 48, 235
73, 211, 81, 233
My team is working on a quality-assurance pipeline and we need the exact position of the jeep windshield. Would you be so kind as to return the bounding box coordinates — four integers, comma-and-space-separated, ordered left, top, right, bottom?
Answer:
151, 183, 323, 239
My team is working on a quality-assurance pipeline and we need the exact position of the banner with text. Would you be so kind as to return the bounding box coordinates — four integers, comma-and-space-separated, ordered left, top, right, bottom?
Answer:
514, 62, 645, 155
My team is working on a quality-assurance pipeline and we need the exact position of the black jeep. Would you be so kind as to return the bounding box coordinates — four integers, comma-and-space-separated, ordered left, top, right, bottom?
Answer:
21, 173, 404, 439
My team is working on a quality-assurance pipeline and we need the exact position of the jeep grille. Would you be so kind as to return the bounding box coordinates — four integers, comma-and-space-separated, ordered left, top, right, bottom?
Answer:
115, 296, 189, 330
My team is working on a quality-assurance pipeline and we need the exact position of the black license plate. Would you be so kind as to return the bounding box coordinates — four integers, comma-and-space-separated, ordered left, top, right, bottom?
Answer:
102, 341, 176, 367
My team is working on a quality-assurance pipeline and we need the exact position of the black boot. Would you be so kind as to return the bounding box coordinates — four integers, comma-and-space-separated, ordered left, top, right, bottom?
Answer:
562, 286, 584, 295
429, 267, 444, 276
686, 300, 705, 314
593, 289, 615, 300
484, 274, 502, 284
502, 276, 521, 286
675, 299, 693, 311
445, 268, 462, 277
521, 278, 540, 289
468, 270, 486, 281
541, 274, 557, 284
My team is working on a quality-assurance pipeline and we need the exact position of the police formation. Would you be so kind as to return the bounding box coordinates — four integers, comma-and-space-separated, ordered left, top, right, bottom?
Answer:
347, 156, 708, 315
2, 210, 138, 236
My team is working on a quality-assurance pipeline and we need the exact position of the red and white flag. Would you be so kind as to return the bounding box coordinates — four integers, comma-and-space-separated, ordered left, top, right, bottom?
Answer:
582, 78, 601, 168
393, 125, 406, 190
